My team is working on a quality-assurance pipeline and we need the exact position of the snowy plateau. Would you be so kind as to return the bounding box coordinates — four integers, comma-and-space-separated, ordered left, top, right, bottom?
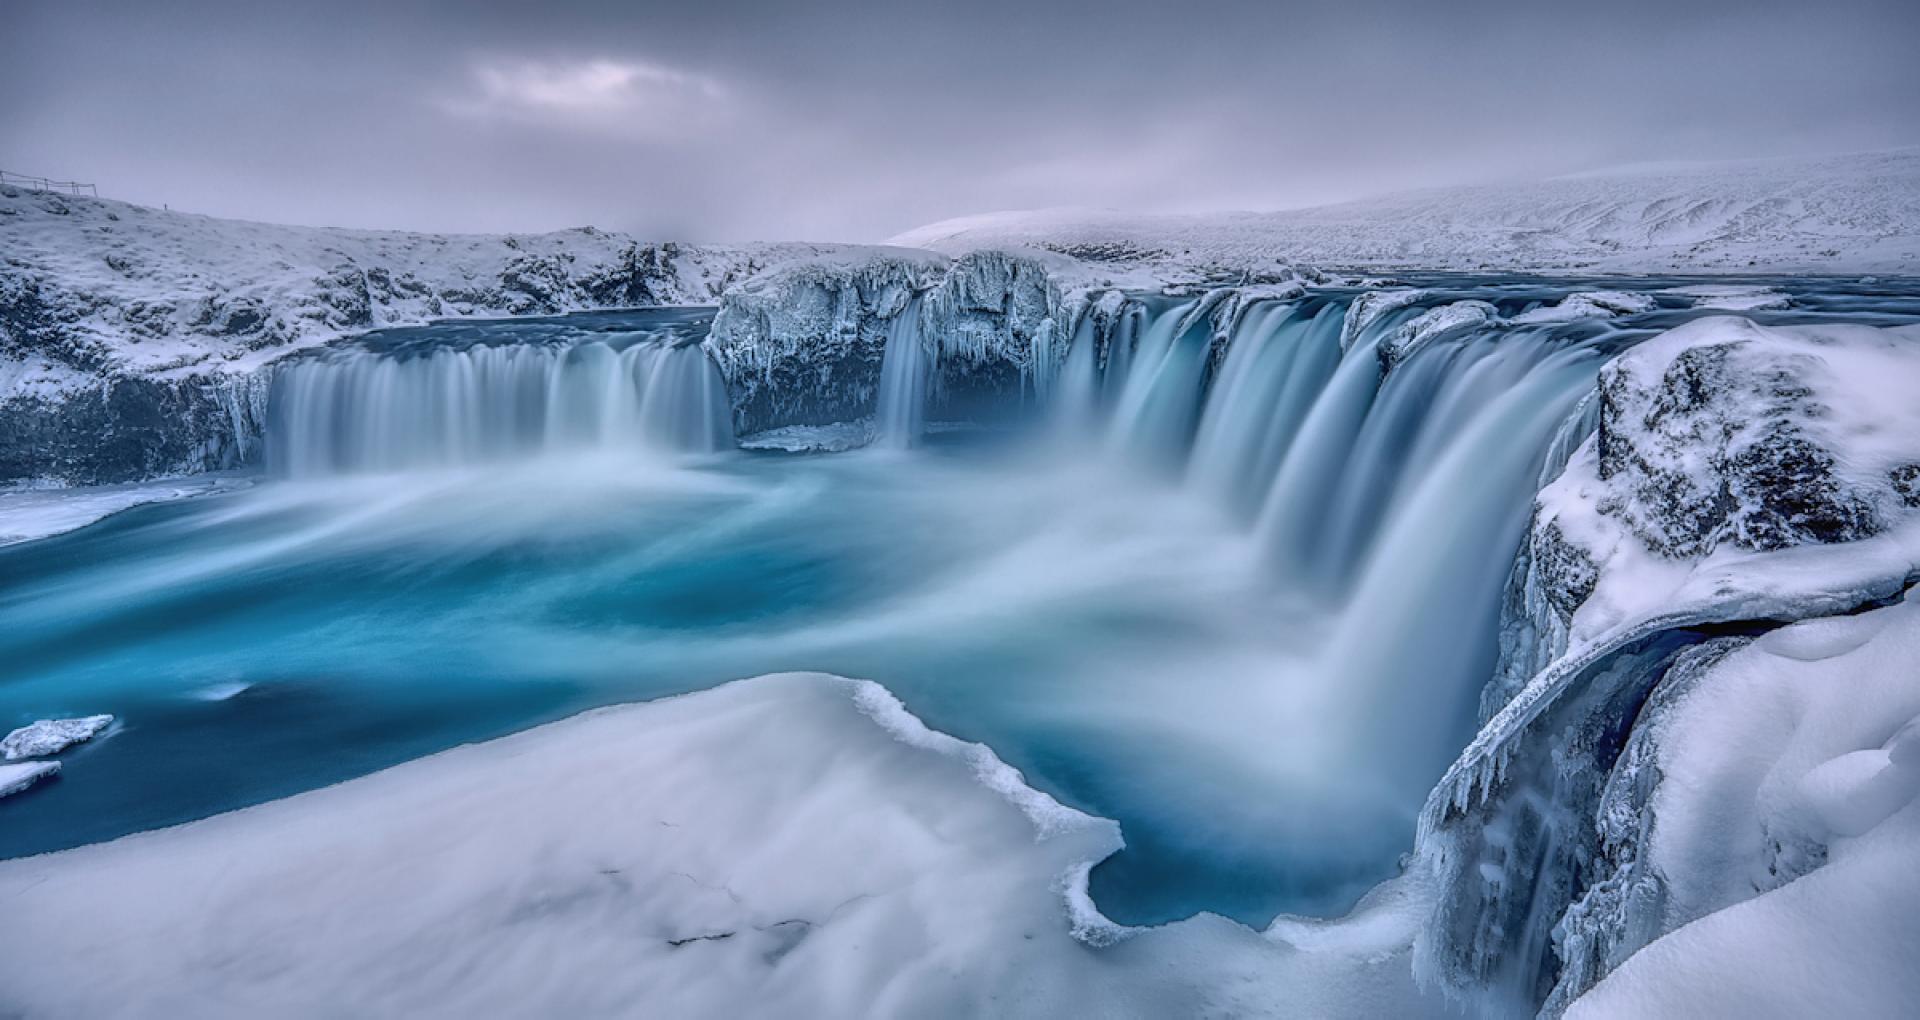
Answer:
1, 149, 1919, 1020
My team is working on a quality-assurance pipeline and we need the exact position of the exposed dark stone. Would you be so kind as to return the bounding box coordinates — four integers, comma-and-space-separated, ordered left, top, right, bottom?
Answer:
1892, 464, 1920, 508
1533, 517, 1600, 623
0, 372, 268, 485
1595, 337, 1886, 559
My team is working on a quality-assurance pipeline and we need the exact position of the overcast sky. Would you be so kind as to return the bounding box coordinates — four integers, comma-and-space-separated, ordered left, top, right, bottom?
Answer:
3, 0, 1915, 242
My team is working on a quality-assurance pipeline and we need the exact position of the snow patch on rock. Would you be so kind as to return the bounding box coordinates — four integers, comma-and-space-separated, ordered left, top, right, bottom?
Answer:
1, 714, 114, 760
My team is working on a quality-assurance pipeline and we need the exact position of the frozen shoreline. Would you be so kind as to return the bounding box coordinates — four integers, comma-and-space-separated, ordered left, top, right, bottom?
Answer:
0, 672, 1436, 1018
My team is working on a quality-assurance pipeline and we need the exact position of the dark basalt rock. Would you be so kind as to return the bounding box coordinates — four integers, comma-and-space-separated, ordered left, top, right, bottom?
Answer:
0, 372, 267, 485
1595, 336, 1886, 559
1892, 464, 1920, 508
1533, 517, 1600, 625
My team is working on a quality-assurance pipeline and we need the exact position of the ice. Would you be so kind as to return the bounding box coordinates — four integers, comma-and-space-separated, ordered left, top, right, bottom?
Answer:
0, 476, 247, 545
737, 420, 874, 453
1567, 594, 1920, 1017
0, 673, 1436, 1018
1509, 291, 1657, 323
1, 715, 114, 760
1664, 283, 1792, 311
0, 760, 59, 799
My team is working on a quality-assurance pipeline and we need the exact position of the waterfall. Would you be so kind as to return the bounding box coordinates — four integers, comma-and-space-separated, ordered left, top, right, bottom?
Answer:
873, 297, 930, 449
265, 339, 733, 477
1045, 287, 1608, 836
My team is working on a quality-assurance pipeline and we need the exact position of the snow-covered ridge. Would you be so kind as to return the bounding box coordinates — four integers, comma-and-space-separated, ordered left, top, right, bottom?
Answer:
894, 149, 1920, 275
0, 186, 835, 387
0, 186, 857, 483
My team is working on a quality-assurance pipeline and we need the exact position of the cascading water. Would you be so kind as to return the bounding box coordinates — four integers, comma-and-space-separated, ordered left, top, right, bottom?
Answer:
266, 337, 733, 476
1045, 288, 1609, 922
872, 297, 930, 449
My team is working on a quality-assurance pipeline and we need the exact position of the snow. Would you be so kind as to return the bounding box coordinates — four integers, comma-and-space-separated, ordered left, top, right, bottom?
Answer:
0, 760, 59, 799
892, 148, 1920, 275
1664, 283, 1792, 311
1535, 317, 1920, 648
1510, 290, 1657, 323
738, 420, 874, 453
1412, 311, 1920, 1011
0, 185, 840, 393
1377, 300, 1498, 368
0, 673, 1438, 1018
0, 476, 248, 545
1, 715, 114, 760
1566, 592, 1920, 1018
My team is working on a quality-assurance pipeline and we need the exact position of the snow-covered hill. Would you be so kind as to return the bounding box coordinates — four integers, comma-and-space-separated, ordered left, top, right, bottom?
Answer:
893, 149, 1920, 276
0, 187, 864, 483
0, 186, 840, 395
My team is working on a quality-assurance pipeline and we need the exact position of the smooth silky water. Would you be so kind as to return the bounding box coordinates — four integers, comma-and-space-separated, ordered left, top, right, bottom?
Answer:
4, 282, 1917, 929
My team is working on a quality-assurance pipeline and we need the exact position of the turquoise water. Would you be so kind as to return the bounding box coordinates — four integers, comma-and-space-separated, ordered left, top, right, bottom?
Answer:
5, 279, 1916, 930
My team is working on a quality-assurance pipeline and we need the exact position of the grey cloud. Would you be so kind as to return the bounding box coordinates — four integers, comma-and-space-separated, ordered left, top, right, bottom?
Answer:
2, 0, 1915, 241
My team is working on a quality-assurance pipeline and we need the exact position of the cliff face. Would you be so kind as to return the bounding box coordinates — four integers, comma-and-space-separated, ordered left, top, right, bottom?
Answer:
704, 249, 1067, 435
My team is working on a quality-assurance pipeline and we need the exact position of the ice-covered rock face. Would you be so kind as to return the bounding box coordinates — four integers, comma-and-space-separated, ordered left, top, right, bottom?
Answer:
1415, 315, 1920, 1016
704, 248, 1064, 434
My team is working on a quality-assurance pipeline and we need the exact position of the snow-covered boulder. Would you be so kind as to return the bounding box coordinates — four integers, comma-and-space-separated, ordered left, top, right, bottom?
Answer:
0, 760, 59, 799
2, 714, 114, 760
1377, 300, 1498, 371
1511, 290, 1658, 324
1585, 317, 1915, 563
1339, 288, 1425, 352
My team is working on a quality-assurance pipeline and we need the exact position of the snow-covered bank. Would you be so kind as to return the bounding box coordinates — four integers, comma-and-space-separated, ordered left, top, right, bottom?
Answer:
1567, 593, 1920, 1018
894, 149, 1920, 276
1413, 314, 1920, 1014
0, 673, 1436, 1019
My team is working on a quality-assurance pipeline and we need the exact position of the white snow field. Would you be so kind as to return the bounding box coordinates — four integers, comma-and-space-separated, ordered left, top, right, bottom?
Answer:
0, 674, 1437, 1019
893, 148, 1920, 275
0, 184, 846, 394
1569, 592, 1920, 1018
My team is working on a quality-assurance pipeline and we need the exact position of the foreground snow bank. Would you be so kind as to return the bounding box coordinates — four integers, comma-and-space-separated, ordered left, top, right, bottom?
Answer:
1568, 592, 1920, 1018
0, 673, 1434, 1019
